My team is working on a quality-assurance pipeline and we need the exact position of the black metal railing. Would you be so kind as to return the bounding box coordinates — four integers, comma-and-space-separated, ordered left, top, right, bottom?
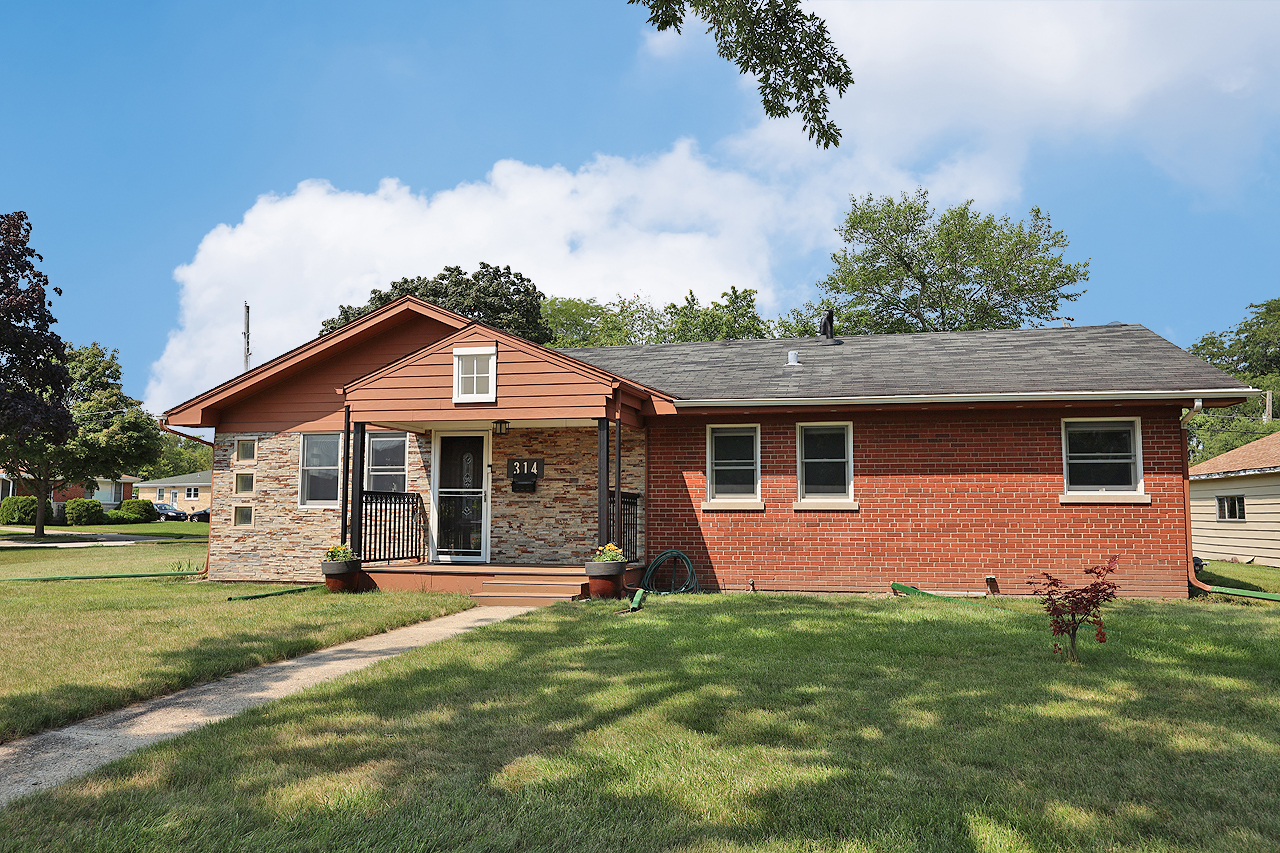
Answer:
607, 491, 641, 562
360, 491, 427, 563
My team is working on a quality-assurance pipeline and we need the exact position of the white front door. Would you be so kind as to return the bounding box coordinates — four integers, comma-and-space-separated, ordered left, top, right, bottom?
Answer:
431, 432, 490, 562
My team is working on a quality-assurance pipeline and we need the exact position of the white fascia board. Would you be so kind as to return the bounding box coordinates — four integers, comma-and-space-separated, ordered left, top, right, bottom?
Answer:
671, 388, 1260, 408
1190, 466, 1280, 480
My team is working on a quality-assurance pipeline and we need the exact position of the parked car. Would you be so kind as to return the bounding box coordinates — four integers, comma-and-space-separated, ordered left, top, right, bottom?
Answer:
188, 507, 210, 522
154, 503, 188, 521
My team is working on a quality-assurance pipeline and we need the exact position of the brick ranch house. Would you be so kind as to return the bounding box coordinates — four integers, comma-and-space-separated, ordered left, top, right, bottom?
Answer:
163, 297, 1254, 602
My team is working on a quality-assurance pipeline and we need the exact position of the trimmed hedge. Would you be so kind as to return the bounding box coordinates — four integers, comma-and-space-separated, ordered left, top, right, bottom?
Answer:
65, 498, 106, 526
105, 509, 139, 524
119, 499, 159, 522
0, 495, 55, 526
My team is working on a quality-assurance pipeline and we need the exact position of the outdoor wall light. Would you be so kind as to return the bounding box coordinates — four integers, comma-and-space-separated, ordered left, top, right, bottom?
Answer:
492, 420, 510, 436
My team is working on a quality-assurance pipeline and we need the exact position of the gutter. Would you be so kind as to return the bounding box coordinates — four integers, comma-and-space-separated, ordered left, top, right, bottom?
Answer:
672, 388, 1258, 409
157, 418, 214, 448
1179, 398, 1203, 427
1190, 466, 1280, 481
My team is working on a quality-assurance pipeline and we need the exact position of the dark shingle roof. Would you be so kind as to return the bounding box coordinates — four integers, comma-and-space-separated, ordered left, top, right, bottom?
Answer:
561, 325, 1249, 401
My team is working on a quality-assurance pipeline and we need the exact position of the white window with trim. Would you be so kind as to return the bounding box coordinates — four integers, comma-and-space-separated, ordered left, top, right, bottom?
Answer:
367, 432, 408, 492
795, 422, 857, 507
453, 346, 496, 403
1217, 495, 1245, 521
1061, 419, 1144, 499
300, 433, 341, 506
156, 487, 165, 500
185, 487, 199, 500
705, 425, 761, 504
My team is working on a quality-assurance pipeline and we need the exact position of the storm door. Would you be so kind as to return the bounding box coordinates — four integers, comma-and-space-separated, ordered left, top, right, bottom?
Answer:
433, 434, 488, 562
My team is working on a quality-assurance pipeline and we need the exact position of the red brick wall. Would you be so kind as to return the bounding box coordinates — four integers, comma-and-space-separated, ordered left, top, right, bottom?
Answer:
646, 407, 1190, 598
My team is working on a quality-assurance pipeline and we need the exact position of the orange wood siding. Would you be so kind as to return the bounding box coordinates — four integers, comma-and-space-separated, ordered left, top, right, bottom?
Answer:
346, 332, 617, 423
216, 316, 454, 432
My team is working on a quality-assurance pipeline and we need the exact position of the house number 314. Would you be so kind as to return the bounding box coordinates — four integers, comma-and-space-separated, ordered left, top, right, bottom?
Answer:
507, 459, 543, 478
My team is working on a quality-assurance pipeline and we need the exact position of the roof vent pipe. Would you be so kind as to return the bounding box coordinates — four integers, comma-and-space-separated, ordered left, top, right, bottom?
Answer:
787, 350, 801, 366
818, 309, 837, 345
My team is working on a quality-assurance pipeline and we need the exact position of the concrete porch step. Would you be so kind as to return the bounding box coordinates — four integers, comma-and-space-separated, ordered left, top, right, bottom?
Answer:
470, 591, 583, 607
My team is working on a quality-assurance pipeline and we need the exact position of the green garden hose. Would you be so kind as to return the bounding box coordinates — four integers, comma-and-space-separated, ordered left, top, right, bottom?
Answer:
636, 549, 701, 595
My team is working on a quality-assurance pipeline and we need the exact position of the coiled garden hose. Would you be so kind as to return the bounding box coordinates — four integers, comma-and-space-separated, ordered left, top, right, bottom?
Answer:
634, 549, 701, 595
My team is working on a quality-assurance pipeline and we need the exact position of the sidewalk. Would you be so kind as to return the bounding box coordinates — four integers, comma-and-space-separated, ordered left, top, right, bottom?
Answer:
0, 605, 534, 807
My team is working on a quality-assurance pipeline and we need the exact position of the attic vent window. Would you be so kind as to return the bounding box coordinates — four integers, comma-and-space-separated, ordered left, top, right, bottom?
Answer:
453, 346, 497, 403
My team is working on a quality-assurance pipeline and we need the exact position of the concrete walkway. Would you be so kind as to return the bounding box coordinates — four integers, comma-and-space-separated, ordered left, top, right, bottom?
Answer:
0, 605, 534, 806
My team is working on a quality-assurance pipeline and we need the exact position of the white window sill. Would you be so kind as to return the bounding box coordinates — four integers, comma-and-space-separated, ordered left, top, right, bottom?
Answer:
701, 499, 765, 512
298, 504, 339, 511
792, 499, 860, 511
1059, 493, 1151, 505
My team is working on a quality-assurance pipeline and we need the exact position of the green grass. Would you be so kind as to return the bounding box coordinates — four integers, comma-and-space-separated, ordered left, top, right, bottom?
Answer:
0, 521, 209, 540
2, 594, 1277, 852
1196, 560, 1280, 595
0, 541, 473, 742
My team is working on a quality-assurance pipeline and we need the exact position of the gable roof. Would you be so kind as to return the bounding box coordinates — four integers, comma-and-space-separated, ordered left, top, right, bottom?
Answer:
1190, 430, 1280, 479
563, 324, 1253, 406
164, 297, 471, 426
134, 470, 213, 488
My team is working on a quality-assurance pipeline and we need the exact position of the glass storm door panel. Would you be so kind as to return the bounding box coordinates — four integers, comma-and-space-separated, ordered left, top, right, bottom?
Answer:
436, 435, 486, 559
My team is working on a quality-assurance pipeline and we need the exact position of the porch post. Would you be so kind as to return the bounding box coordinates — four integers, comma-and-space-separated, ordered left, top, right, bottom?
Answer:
614, 414, 622, 555
597, 417, 609, 547
351, 422, 366, 557
340, 405, 351, 545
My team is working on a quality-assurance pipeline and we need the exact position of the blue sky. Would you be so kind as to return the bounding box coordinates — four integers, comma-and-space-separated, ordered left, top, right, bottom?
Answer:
4, 1, 1280, 413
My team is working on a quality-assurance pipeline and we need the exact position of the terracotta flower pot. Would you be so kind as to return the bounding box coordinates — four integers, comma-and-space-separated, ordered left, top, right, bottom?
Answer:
321, 559, 365, 593
585, 560, 626, 599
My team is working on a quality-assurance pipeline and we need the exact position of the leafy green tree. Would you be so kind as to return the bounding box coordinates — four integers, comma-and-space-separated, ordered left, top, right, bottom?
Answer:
779, 188, 1088, 337
0, 212, 72, 445
320, 263, 553, 343
631, 0, 853, 148
543, 295, 664, 347
545, 288, 773, 347
0, 342, 164, 536
138, 433, 214, 481
658, 286, 773, 342
1186, 299, 1280, 463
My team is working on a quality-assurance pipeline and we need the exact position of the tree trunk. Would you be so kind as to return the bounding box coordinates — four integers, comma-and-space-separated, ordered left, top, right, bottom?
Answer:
1065, 627, 1080, 663
32, 475, 48, 538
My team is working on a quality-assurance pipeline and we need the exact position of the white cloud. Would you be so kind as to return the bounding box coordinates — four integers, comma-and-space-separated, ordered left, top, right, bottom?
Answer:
146, 141, 797, 413
149, 2, 1280, 413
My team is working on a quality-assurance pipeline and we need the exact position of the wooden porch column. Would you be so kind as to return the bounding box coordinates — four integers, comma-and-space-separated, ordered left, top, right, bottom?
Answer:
614, 413, 622, 554
351, 421, 366, 557
597, 417, 609, 547
340, 405, 351, 545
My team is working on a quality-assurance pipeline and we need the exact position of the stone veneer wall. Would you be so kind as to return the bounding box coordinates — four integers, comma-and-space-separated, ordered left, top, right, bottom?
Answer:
210, 430, 431, 582
489, 425, 645, 565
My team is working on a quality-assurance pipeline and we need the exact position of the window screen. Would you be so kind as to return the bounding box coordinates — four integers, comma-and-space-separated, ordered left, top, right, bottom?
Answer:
1065, 423, 1137, 491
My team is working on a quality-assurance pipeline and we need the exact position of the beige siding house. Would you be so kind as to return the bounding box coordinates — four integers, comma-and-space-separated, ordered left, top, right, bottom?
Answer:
1190, 431, 1280, 567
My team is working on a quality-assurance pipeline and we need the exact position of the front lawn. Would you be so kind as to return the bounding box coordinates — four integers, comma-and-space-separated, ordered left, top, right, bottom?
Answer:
1196, 559, 1280, 595
0, 540, 473, 742
2, 594, 1277, 852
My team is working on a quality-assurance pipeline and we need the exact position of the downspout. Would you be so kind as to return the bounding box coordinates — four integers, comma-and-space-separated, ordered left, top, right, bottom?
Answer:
1177, 399, 1208, 591
597, 418, 609, 547
340, 406, 351, 545
615, 394, 623, 555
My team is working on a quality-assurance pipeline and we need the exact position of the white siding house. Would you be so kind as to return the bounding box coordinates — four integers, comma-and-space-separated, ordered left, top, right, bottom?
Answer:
1190, 431, 1280, 567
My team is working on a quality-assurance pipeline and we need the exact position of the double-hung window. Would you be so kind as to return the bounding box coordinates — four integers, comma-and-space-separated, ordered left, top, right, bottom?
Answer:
300, 433, 341, 506
1217, 495, 1245, 521
185, 487, 199, 500
367, 432, 408, 492
1061, 419, 1147, 503
795, 423, 856, 507
705, 425, 761, 506
453, 346, 497, 403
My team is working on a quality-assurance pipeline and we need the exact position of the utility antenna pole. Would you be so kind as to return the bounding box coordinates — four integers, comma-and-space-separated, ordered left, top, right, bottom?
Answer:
1265, 390, 1273, 424
243, 302, 251, 373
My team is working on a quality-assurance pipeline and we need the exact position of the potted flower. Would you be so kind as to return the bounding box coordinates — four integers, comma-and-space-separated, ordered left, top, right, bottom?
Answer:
321, 544, 363, 592
585, 543, 627, 599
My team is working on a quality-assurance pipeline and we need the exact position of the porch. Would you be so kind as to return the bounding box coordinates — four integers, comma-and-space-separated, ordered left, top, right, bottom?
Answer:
362, 561, 647, 607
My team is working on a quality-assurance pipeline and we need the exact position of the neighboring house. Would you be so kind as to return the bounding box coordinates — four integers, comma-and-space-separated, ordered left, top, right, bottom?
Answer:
164, 296, 1254, 600
1, 474, 138, 510
1189, 431, 1280, 567
133, 470, 213, 513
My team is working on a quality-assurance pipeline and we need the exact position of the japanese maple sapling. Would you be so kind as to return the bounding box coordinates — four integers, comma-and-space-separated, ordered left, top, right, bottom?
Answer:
1029, 556, 1120, 663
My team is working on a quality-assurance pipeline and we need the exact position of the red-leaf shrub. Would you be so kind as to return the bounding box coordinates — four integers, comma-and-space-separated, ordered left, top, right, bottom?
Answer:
1029, 556, 1119, 663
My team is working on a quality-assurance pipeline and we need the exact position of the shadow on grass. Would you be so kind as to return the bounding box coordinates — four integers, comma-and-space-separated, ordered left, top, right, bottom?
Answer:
1196, 567, 1267, 593
3, 596, 1279, 852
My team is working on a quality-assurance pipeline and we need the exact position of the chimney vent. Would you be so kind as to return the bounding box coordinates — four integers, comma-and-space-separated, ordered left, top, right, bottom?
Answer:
787, 350, 801, 366
818, 309, 837, 345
